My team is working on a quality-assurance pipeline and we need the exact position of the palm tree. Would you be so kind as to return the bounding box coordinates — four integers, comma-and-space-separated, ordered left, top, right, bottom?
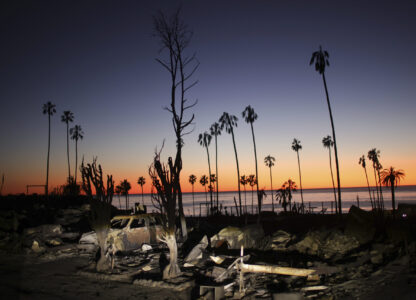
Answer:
275, 187, 288, 212
61, 111, 74, 179
210, 174, 217, 212
264, 155, 276, 212
248, 174, 257, 214
199, 175, 209, 214
210, 122, 222, 208
240, 175, 248, 214
119, 179, 131, 210
381, 167, 405, 216
189, 174, 197, 216
310, 46, 341, 214
322, 135, 337, 212
283, 179, 297, 212
291, 138, 304, 212
42, 101, 56, 196
70, 125, 84, 183
137, 176, 146, 205
115, 184, 122, 209
368, 148, 383, 209
359, 155, 374, 210
198, 132, 213, 212
219, 112, 242, 216
242, 105, 261, 215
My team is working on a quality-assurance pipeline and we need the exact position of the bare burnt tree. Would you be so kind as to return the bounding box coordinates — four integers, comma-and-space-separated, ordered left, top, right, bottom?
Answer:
80, 158, 114, 272
149, 145, 181, 279
153, 8, 198, 238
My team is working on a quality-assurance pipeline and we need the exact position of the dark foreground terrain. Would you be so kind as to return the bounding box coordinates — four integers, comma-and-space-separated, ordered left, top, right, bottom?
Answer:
1, 195, 416, 299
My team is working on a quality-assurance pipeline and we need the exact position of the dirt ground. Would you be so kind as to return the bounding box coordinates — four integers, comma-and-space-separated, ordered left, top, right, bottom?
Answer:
1, 252, 415, 300
0, 254, 189, 300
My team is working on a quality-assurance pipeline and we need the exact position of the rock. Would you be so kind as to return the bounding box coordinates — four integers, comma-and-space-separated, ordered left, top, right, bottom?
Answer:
45, 238, 63, 246
290, 229, 360, 260
141, 244, 152, 252
210, 225, 264, 250
271, 230, 293, 250
184, 235, 208, 265
31, 240, 46, 253
345, 205, 375, 245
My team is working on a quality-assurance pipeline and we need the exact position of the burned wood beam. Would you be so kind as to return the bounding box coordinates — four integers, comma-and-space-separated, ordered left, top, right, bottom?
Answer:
240, 263, 315, 277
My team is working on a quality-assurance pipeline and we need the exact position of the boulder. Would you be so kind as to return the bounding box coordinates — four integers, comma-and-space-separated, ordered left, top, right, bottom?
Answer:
270, 230, 294, 250
291, 229, 360, 260
210, 225, 264, 250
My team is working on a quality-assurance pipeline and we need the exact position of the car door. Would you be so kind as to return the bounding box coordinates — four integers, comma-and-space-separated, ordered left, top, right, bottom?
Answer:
126, 217, 150, 249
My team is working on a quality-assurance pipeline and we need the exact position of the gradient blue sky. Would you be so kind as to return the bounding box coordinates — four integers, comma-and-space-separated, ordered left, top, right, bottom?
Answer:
1, 0, 415, 194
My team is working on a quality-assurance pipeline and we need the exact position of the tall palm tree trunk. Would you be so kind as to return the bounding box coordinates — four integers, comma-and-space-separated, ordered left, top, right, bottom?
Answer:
66, 123, 71, 179
231, 129, 242, 216
322, 73, 341, 214
363, 168, 373, 210
390, 178, 396, 216
250, 123, 260, 215
251, 186, 254, 214
215, 134, 219, 209
243, 185, 247, 214
46, 114, 51, 196
205, 147, 213, 213
377, 170, 384, 210
192, 184, 195, 216
74, 139, 78, 183
296, 152, 304, 212
269, 167, 274, 212
328, 148, 337, 211
373, 168, 380, 208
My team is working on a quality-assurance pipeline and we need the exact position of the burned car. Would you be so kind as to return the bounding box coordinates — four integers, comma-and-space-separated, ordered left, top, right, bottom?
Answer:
79, 214, 163, 252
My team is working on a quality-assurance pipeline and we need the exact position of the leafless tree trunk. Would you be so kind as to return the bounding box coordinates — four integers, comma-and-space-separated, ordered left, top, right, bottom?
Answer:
149, 147, 182, 279
153, 8, 198, 239
80, 158, 114, 272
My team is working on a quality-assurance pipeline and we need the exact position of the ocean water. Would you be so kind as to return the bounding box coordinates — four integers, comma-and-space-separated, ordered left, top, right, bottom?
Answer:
115, 185, 416, 216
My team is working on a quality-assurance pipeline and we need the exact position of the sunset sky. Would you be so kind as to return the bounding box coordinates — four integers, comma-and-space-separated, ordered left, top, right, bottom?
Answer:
1, 0, 415, 195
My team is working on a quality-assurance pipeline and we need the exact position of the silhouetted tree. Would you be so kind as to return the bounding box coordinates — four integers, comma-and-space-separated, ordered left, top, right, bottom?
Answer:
80, 158, 114, 272
264, 155, 276, 212
248, 174, 257, 214
61, 110, 74, 179
240, 175, 248, 214
137, 176, 146, 205
115, 184, 122, 209
276, 187, 289, 212
282, 179, 297, 212
310, 46, 341, 214
243, 105, 261, 215
154, 8, 198, 244
42, 101, 56, 196
368, 148, 384, 209
210, 122, 222, 208
359, 155, 373, 210
219, 112, 242, 216
381, 167, 405, 216
70, 125, 84, 183
199, 175, 208, 212
189, 174, 197, 216
322, 135, 337, 212
210, 174, 217, 213
198, 132, 213, 212
119, 179, 131, 210
291, 138, 304, 212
